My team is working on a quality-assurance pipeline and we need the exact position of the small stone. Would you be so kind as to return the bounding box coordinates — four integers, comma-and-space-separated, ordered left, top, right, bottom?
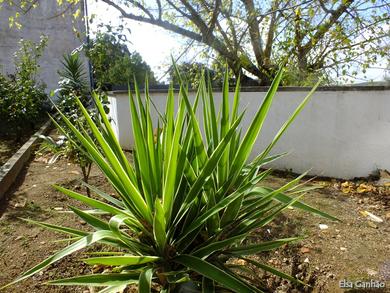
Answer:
14, 197, 27, 208
40, 241, 45, 245
326, 273, 335, 279
304, 257, 310, 263
319, 224, 329, 230
340, 247, 347, 251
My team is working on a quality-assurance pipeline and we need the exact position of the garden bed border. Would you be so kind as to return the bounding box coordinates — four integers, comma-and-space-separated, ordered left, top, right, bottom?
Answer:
0, 120, 52, 199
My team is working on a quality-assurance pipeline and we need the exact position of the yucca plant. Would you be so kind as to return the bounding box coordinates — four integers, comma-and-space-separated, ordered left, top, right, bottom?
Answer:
4, 67, 337, 292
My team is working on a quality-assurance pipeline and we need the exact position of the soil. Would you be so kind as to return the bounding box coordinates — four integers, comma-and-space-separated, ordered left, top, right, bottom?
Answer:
0, 120, 46, 166
0, 135, 28, 167
258, 175, 390, 293
0, 154, 389, 293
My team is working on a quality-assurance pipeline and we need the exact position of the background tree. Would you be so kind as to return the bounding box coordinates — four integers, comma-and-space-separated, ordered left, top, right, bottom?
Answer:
170, 61, 227, 88
85, 31, 157, 90
94, 0, 389, 85
0, 36, 48, 139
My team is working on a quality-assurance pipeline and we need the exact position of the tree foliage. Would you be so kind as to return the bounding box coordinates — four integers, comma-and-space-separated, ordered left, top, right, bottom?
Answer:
0, 36, 48, 137
170, 62, 226, 88
94, 0, 389, 85
44, 53, 106, 189
86, 32, 157, 90
3, 0, 389, 85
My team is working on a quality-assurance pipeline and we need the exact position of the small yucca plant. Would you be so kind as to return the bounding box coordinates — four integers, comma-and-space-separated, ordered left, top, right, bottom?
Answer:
4, 67, 337, 292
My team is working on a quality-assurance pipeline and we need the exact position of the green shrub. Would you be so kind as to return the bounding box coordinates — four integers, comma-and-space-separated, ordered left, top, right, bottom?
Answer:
57, 53, 90, 100
0, 36, 48, 136
85, 32, 157, 90
42, 53, 107, 188
5, 67, 337, 292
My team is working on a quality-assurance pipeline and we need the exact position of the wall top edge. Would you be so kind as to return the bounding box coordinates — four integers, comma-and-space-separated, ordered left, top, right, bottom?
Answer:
110, 85, 390, 95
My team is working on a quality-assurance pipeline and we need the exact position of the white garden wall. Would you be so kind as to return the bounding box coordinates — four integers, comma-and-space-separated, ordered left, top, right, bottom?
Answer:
108, 87, 390, 179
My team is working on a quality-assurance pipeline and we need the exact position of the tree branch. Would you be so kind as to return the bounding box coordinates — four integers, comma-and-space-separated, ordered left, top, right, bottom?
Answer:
264, 0, 280, 64
101, 0, 203, 41
156, 0, 162, 19
302, 0, 355, 53
242, 0, 264, 68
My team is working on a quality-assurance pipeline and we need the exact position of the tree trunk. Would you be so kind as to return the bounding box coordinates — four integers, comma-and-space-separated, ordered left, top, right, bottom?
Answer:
81, 163, 92, 196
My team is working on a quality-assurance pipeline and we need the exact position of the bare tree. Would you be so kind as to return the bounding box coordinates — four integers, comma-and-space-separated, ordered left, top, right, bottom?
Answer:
94, 0, 389, 85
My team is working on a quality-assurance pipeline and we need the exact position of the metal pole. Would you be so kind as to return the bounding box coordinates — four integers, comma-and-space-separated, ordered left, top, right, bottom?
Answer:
83, 0, 94, 90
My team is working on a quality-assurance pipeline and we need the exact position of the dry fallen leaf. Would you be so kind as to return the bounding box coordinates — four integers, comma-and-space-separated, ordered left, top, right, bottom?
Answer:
367, 222, 378, 229
360, 210, 383, 223
317, 181, 329, 187
34, 156, 48, 163
341, 181, 354, 194
300, 247, 310, 254
357, 183, 376, 193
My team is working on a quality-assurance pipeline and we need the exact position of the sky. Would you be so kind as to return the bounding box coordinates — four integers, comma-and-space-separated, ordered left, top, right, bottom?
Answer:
86, 0, 388, 84
87, 0, 192, 81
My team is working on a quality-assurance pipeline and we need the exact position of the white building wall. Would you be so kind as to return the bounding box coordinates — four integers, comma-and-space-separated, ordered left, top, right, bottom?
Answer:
108, 88, 390, 179
0, 1, 88, 93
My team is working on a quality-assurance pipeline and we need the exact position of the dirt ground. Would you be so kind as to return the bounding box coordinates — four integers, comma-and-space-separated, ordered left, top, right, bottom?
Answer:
0, 154, 389, 292
261, 175, 390, 293
0, 120, 46, 166
0, 137, 29, 166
